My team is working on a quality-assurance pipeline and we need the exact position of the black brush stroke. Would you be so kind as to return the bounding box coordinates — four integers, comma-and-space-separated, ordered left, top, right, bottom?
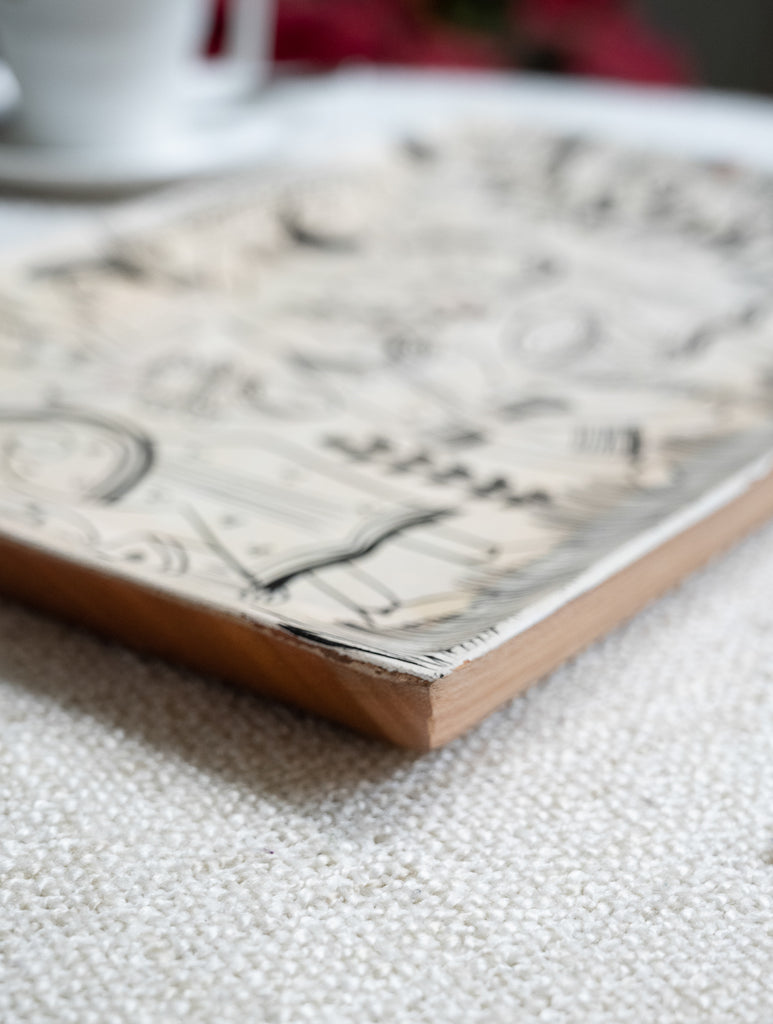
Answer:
263, 509, 450, 591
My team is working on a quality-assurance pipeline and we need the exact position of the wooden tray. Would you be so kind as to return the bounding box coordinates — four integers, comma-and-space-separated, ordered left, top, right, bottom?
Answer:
2, 124, 773, 747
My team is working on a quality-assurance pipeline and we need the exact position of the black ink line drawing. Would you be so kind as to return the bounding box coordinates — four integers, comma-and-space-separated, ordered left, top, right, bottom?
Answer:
3, 125, 773, 672
0, 408, 154, 503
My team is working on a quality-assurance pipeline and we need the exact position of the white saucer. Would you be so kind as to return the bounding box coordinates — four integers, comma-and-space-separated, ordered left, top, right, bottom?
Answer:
0, 79, 283, 195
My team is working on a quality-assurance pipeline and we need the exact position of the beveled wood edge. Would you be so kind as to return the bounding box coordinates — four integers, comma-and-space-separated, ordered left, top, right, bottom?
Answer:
2, 462, 773, 750
425, 462, 773, 748
0, 533, 433, 748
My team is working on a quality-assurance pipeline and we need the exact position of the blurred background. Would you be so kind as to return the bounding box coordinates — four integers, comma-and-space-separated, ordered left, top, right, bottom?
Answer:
207, 0, 773, 94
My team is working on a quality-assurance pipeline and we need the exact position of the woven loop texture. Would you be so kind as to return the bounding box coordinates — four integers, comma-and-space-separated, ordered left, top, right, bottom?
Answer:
1, 518, 773, 1022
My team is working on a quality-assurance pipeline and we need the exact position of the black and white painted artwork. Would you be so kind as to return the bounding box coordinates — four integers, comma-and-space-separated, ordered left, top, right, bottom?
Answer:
2, 125, 773, 677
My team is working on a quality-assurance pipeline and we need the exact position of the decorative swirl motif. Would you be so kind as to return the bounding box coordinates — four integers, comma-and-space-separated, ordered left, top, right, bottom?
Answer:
0, 409, 153, 504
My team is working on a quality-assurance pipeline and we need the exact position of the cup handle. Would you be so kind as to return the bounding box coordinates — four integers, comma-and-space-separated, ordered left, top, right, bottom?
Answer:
189, 0, 273, 105
0, 55, 20, 117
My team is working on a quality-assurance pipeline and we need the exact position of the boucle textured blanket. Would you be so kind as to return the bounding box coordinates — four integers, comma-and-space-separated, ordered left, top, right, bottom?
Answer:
2, 514, 772, 1022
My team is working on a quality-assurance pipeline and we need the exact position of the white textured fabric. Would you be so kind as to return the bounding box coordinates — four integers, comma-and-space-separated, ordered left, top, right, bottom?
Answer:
3, 71, 773, 1024
2, 515, 773, 1023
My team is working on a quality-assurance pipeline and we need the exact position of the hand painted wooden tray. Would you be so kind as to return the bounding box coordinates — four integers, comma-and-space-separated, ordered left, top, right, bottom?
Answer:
2, 124, 773, 747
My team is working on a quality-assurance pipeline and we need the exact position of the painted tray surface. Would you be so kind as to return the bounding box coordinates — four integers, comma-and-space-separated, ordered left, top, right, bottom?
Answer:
2, 125, 773, 679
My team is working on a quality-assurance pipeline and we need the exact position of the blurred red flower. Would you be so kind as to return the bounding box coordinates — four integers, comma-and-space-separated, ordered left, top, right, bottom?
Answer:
516, 0, 689, 83
209, 0, 690, 85
273, 0, 505, 70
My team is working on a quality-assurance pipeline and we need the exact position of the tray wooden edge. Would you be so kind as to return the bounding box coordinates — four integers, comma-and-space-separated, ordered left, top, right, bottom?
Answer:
1, 461, 773, 750
427, 460, 773, 748
0, 533, 433, 748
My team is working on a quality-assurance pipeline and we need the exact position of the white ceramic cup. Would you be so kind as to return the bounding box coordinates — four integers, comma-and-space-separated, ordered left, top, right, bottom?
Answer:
0, 0, 272, 149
